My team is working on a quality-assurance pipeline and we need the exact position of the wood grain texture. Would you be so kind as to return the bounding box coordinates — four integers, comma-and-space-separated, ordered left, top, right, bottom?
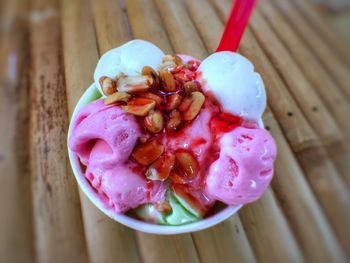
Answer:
137, 233, 199, 263
125, 0, 173, 54
125, 2, 241, 261
90, 0, 130, 53
192, 216, 257, 263
259, 0, 350, 132
214, 0, 350, 256
264, 108, 347, 263
61, 0, 98, 111
135, 1, 258, 261
29, 0, 88, 262
184, 1, 306, 262
155, 0, 208, 59
91, 1, 201, 262
292, 0, 350, 64
296, 143, 350, 255
240, 29, 317, 152
250, 9, 343, 147
1, 0, 349, 262
239, 189, 304, 263
324, 141, 350, 190
250, 8, 350, 190
292, 0, 350, 65
61, 0, 141, 262
210, 3, 348, 260
241, 27, 350, 261
80, 201, 141, 263
274, 0, 350, 101
258, 0, 350, 188
0, 0, 34, 262
184, 0, 223, 52
212, 0, 317, 153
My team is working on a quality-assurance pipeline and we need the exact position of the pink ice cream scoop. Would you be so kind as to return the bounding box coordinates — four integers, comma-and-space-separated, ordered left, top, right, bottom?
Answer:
86, 141, 166, 213
69, 99, 166, 213
205, 126, 277, 205
165, 106, 214, 164
69, 99, 141, 168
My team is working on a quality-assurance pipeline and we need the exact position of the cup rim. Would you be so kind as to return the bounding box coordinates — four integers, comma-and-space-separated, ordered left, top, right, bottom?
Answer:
67, 84, 254, 234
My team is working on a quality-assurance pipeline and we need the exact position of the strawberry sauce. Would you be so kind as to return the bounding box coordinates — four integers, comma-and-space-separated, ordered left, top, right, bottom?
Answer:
104, 55, 243, 216
120, 58, 243, 216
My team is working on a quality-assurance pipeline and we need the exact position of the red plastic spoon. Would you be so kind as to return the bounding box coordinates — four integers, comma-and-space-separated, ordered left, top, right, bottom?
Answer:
216, 0, 257, 52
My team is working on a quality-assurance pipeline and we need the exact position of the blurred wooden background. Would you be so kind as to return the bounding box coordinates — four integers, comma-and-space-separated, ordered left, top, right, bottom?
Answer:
0, 0, 349, 262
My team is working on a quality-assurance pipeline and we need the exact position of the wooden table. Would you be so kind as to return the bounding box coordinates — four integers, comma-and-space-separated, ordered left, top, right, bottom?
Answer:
0, 0, 349, 262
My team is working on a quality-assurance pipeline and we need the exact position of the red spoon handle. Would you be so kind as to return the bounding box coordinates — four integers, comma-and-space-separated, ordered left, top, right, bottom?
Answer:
216, 0, 257, 52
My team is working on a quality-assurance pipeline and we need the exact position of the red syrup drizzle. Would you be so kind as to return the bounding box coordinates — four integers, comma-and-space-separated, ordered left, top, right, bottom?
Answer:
171, 85, 243, 214
146, 181, 154, 202
176, 110, 242, 216
163, 99, 243, 215
119, 58, 243, 216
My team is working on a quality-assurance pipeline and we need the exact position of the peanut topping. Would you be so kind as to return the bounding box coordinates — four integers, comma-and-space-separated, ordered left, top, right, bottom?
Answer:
137, 92, 163, 106
106, 55, 209, 186
144, 110, 164, 133
100, 76, 117, 95
175, 150, 199, 178
183, 81, 200, 93
117, 75, 153, 93
166, 109, 182, 131
104, 92, 131, 105
146, 152, 175, 181
159, 70, 176, 92
169, 171, 187, 184
178, 95, 193, 112
181, 92, 205, 121
164, 93, 184, 111
142, 66, 159, 88
163, 54, 175, 62
132, 139, 164, 166
162, 54, 183, 66
174, 55, 183, 66
154, 201, 172, 214
158, 60, 176, 71
121, 98, 156, 116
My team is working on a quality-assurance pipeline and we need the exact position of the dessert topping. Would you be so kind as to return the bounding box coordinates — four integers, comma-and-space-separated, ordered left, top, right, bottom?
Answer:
154, 200, 172, 214
104, 92, 131, 105
146, 152, 175, 181
100, 76, 117, 95
183, 81, 200, 93
121, 98, 156, 116
186, 60, 200, 71
175, 150, 199, 178
166, 109, 182, 131
137, 92, 163, 106
159, 70, 176, 92
141, 66, 159, 88
181, 92, 205, 121
169, 171, 187, 184
162, 54, 183, 65
132, 139, 164, 166
164, 93, 184, 111
107, 55, 208, 185
173, 69, 196, 82
144, 110, 164, 133
117, 75, 153, 93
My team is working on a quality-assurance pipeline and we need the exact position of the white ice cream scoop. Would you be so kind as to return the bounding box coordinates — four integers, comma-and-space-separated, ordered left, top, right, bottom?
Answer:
94, 39, 165, 96
197, 51, 266, 122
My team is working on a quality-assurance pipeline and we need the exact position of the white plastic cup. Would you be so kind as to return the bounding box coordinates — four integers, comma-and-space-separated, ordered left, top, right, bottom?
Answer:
68, 84, 244, 234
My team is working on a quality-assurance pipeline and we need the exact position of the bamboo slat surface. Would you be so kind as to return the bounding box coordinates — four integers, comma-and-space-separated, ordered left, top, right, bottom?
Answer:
0, 0, 349, 262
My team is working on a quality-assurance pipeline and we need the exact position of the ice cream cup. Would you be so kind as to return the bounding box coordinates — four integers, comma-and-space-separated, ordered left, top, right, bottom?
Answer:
68, 84, 263, 235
